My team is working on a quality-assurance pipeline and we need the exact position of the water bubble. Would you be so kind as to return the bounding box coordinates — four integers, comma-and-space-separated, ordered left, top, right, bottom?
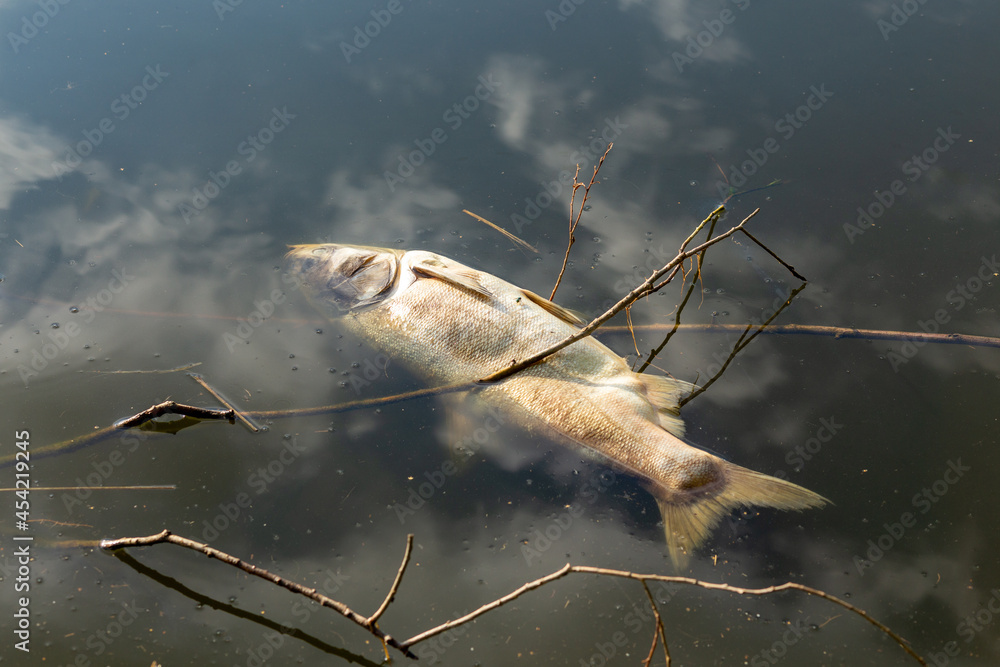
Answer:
315, 329, 323, 334
592, 236, 600, 243
583, 205, 592, 211
288, 354, 295, 359
689, 180, 698, 187
328, 367, 337, 373
51, 322, 60, 329
69, 306, 79, 313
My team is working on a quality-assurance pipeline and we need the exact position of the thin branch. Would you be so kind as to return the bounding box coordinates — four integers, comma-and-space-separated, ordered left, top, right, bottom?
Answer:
113, 401, 235, 428
399, 563, 575, 647
601, 322, 1000, 349
366, 533, 413, 625
640, 581, 669, 667
636, 208, 722, 374
478, 207, 754, 385
188, 372, 260, 432
98, 531, 926, 665
739, 228, 806, 281
463, 209, 538, 254
99, 530, 417, 659
18, 311, 994, 468
680, 283, 806, 408
550, 143, 613, 300
400, 563, 925, 665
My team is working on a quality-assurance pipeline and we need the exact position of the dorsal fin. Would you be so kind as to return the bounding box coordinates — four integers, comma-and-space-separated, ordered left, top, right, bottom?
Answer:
412, 259, 493, 298
634, 374, 696, 437
519, 289, 585, 326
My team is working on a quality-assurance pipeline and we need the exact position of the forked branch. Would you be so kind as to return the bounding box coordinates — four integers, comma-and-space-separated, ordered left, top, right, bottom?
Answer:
99, 530, 927, 666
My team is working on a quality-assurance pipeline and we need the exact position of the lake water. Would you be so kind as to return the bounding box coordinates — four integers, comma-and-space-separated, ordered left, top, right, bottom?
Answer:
2, 0, 999, 665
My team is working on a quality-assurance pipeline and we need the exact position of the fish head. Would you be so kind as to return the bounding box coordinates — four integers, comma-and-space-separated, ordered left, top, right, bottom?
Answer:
285, 243, 405, 314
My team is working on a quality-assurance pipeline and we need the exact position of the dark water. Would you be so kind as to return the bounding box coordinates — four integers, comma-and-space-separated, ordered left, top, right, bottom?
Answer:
1, 0, 998, 665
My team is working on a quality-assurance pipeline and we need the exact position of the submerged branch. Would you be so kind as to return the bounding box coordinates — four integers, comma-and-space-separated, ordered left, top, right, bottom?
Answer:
99, 530, 926, 666
550, 143, 613, 300
478, 206, 749, 385
604, 322, 1000, 349
100, 530, 417, 659
635, 208, 723, 374
680, 283, 807, 408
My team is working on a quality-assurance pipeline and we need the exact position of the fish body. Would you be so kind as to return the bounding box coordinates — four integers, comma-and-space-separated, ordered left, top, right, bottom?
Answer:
286, 243, 827, 566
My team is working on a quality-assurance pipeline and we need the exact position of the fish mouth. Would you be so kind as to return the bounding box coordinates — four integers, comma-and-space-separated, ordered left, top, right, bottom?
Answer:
285, 243, 406, 313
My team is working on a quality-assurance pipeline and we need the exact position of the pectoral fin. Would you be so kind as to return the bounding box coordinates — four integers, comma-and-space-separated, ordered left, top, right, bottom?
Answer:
519, 289, 585, 326
413, 260, 493, 298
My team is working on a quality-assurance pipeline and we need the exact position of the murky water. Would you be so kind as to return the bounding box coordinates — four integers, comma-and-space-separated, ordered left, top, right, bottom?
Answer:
1, 1, 999, 665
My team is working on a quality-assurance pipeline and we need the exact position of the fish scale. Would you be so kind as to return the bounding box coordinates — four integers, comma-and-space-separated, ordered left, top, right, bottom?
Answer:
287, 243, 828, 567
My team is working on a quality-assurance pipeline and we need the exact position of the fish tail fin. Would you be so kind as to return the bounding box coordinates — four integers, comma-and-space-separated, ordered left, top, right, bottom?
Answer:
653, 459, 829, 569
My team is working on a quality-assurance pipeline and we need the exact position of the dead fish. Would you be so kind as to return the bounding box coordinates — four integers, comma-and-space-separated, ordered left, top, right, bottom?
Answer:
286, 243, 828, 567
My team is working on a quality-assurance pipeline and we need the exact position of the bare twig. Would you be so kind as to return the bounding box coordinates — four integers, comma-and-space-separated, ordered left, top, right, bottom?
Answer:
550, 143, 613, 300
463, 209, 538, 254
739, 228, 806, 281
636, 207, 722, 373
640, 581, 669, 667
602, 322, 1000, 349
367, 533, 413, 625
98, 531, 926, 665
188, 373, 260, 432
679, 283, 806, 408
399, 563, 926, 666
113, 401, 235, 428
99, 530, 417, 659
478, 207, 754, 385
